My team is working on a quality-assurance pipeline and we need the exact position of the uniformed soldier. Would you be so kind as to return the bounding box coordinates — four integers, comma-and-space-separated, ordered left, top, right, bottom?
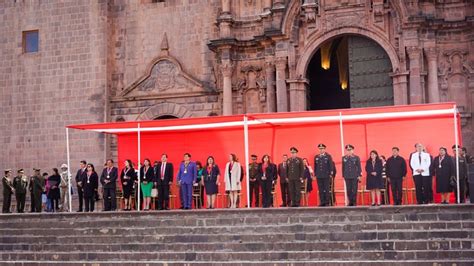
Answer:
342, 144, 362, 206
248, 154, 260, 207
31, 168, 45, 212
314, 143, 334, 207
13, 169, 29, 213
2, 169, 14, 213
287, 147, 305, 207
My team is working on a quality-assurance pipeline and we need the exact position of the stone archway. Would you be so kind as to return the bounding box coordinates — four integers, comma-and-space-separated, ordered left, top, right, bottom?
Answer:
295, 27, 404, 107
306, 34, 394, 110
136, 102, 192, 121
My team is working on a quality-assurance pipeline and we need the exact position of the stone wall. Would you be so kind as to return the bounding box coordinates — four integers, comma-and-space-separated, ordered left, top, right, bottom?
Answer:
0, 0, 108, 175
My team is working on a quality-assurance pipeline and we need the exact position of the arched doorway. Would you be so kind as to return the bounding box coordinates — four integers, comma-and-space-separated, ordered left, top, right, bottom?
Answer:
154, 115, 178, 120
306, 35, 394, 110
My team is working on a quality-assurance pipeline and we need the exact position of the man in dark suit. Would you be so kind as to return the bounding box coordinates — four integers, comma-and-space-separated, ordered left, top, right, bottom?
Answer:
100, 159, 118, 211
75, 160, 87, 212
277, 154, 290, 207
386, 147, 407, 205
155, 154, 174, 210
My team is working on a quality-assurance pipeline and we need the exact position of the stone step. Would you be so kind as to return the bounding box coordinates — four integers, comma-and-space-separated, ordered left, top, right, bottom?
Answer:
0, 211, 472, 230
1, 204, 471, 223
0, 239, 471, 253
0, 230, 472, 245
1, 220, 472, 235
1, 250, 474, 261
0, 205, 472, 263
2, 261, 474, 266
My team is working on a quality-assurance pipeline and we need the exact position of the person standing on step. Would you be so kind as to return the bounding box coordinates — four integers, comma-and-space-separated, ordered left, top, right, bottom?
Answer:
140, 158, 154, 211
365, 150, 384, 206
59, 164, 70, 212
303, 158, 314, 204
409, 143, 432, 204
83, 163, 99, 212
177, 153, 197, 210
28, 170, 36, 213
452, 145, 468, 203
152, 160, 160, 209
432, 147, 455, 204
203, 156, 220, 209
195, 161, 204, 209
248, 154, 260, 207
314, 144, 334, 207
100, 159, 118, 211
156, 154, 174, 210
75, 160, 87, 212
224, 154, 241, 209
47, 168, 61, 212
29, 168, 41, 212
287, 147, 305, 207
2, 169, 14, 213
342, 145, 362, 206
31, 168, 45, 212
121, 159, 136, 211
278, 154, 290, 207
385, 147, 407, 205
41, 172, 48, 211
258, 155, 277, 208
13, 169, 29, 213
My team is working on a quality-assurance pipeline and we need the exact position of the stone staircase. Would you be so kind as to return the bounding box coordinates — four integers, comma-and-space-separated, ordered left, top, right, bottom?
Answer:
0, 205, 473, 265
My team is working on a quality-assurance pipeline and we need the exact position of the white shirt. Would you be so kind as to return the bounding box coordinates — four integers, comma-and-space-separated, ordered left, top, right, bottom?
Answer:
410, 151, 431, 176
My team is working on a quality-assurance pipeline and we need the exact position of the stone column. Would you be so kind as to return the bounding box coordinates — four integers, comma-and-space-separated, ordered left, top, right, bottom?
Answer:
221, 61, 234, 116
219, 0, 232, 38
273, 0, 285, 9
222, 0, 231, 14
390, 72, 409, 105
265, 60, 276, 112
263, 0, 272, 12
288, 79, 308, 112
425, 47, 440, 103
275, 57, 288, 112
406, 46, 423, 104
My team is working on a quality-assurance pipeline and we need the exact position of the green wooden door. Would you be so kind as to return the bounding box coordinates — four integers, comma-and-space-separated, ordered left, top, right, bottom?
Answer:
348, 36, 394, 108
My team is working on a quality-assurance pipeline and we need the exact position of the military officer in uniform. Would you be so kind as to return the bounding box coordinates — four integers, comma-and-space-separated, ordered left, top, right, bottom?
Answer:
287, 147, 305, 207
2, 169, 14, 213
248, 155, 260, 207
13, 169, 29, 213
30, 168, 45, 212
342, 144, 362, 206
314, 144, 334, 207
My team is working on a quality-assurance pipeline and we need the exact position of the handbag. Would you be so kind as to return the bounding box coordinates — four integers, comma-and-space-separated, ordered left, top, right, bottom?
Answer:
449, 176, 457, 188
151, 188, 158, 198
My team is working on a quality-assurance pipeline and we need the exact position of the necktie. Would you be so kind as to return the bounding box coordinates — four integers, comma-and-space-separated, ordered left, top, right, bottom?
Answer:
161, 163, 165, 179
418, 153, 422, 164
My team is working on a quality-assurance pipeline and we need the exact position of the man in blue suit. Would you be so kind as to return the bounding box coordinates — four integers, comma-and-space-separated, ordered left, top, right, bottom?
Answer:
177, 153, 197, 209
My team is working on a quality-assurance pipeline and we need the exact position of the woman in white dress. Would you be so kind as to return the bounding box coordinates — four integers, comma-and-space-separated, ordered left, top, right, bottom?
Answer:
225, 154, 241, 208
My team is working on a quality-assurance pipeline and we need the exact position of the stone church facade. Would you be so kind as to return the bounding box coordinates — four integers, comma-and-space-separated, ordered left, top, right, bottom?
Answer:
0, 0, 473, 172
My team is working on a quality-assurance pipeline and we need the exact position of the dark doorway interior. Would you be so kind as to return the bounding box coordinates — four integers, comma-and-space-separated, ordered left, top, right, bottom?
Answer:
306, 38, 350, 110
154, 115, 178, 120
